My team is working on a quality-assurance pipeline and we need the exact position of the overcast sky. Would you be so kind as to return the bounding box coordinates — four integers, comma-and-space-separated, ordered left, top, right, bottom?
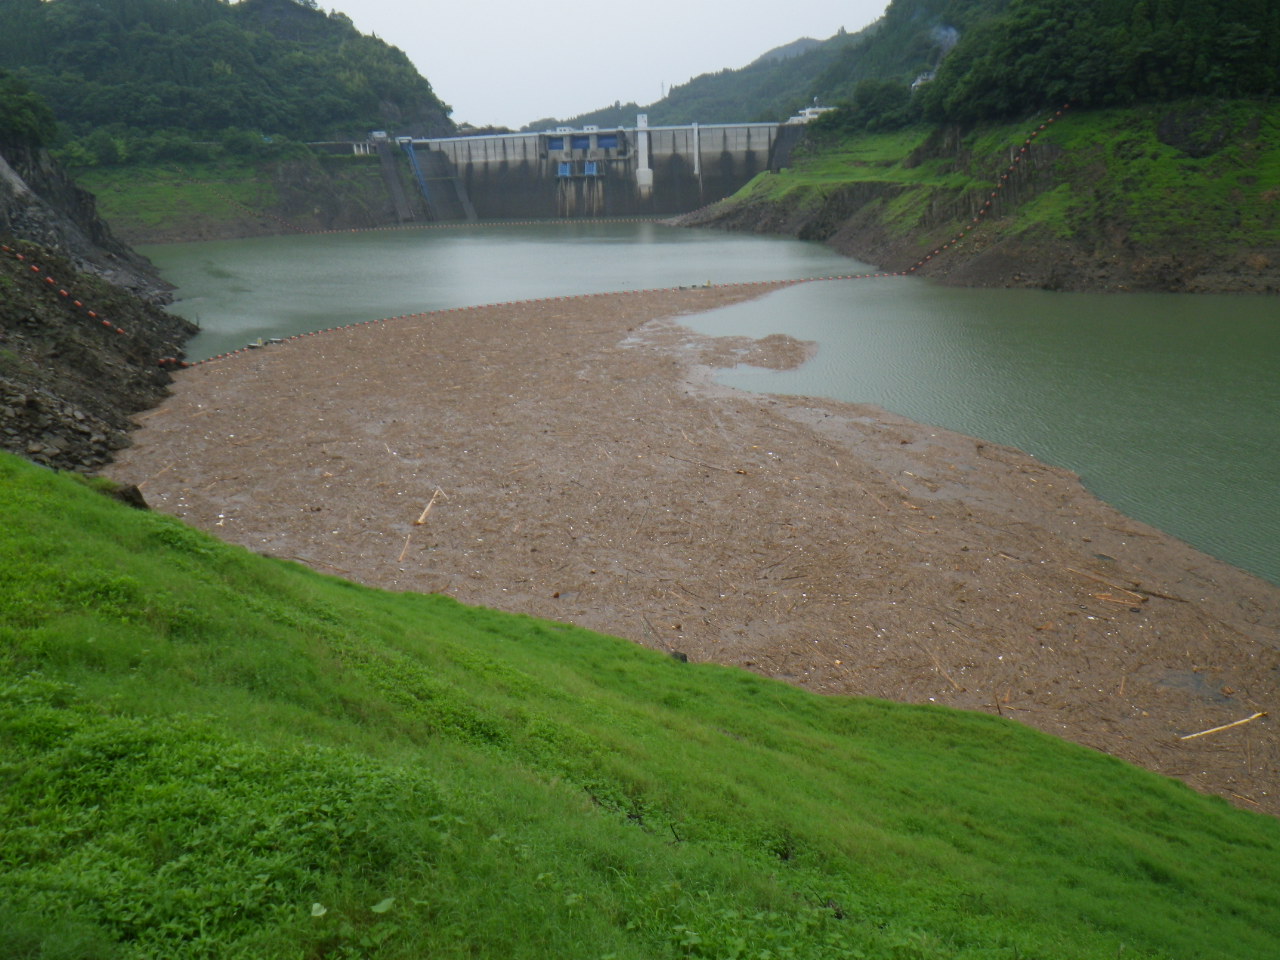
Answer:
338, 1, 892, 129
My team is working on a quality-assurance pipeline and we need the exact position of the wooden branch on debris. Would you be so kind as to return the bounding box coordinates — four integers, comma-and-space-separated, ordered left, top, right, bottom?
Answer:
416, 487, 448, 525
1180, 712, 1267, 741
398, 488, 448, 563
915, 641, 964, 693
1066, 567, 1146, 604
666, 453, 736, 474
1092, 592, 1144, 605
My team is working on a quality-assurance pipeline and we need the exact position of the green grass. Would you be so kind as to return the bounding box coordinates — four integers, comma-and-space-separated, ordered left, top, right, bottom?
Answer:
1034, 102, 1280, 247
76, 159, 280, 231
3, 452, 1279, 959
788, 127, 935, 178
724, 101, 1280, 254
75, 153, 388, 238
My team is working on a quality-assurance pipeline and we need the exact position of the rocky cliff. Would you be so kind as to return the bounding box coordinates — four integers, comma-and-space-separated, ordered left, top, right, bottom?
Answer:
1, 142, 195, 473
0, 141, 174, 300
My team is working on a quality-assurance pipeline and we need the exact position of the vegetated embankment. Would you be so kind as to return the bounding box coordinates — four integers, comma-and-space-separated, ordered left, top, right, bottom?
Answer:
75, 149, 430, 245
7, 449, 1280, 959
683, 100, 1280, 294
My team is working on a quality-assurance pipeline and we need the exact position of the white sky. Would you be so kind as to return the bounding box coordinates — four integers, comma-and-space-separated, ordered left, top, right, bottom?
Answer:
338, 1, 892, 129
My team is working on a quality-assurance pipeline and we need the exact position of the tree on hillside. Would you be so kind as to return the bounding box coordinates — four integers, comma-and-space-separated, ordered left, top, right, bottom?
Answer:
0, 70, 57, 149
807, 0, 1279, 135
916, 0, 1280, 121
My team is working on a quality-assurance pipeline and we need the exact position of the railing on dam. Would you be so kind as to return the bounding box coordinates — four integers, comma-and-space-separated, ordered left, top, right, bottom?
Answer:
385, 118, 793, 220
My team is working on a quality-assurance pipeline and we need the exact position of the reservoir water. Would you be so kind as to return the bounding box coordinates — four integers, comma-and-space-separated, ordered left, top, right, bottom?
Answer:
140, 222, 1280, 586
146, 222, 854, 359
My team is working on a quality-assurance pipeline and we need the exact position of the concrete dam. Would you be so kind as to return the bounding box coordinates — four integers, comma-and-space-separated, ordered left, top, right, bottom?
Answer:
392, 116, 805, 221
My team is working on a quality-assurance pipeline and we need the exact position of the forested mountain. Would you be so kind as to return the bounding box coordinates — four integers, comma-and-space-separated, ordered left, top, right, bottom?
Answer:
803, 0, 1278, 134
0, 0, 453, 151
916, 0, 1280, 121
749, 37, 825, 67
0, 71, 58, 150
532, 0, 1278, 132
522, 25, 880, 130
523, 0, 992, 129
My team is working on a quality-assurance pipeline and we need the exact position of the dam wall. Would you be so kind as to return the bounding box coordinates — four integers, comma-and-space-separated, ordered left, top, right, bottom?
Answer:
406, 120, 787, 220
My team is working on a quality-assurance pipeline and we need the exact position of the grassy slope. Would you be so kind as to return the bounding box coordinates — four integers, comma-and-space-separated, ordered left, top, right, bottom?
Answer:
2, 452, 1279, 959
722, 100, 1280, 259
77, 160, 285, 236
74, 152, 410, 243
1025, 102, 1280, 248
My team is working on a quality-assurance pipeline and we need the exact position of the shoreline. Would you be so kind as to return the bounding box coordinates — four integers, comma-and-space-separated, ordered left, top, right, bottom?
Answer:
106, 284, 1280, 815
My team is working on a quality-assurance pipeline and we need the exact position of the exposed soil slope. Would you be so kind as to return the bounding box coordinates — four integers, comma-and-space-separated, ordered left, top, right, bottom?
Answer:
0, 241, 194, 471
105, 285, 1280, 816
0, 141, 170, 298
1, 142, 195, 471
